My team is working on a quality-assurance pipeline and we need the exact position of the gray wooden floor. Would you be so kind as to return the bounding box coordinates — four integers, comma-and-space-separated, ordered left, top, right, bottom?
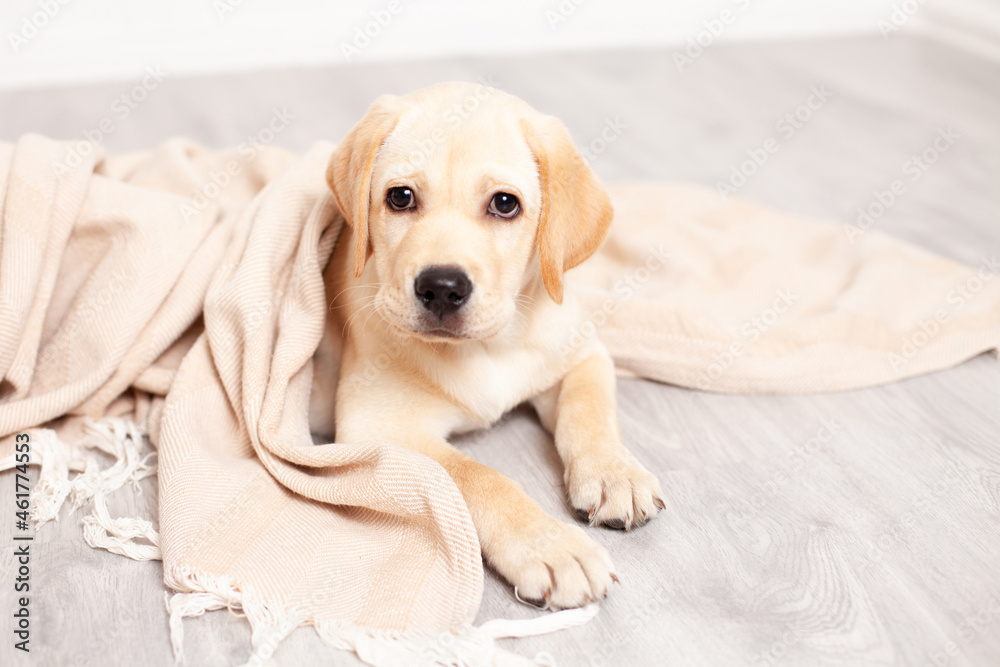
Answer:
2, 34, 999, 666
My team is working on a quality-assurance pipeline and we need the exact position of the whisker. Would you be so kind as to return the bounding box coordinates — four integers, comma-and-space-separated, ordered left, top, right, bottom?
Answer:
341, 296, 376, 337
514, 296, 537, 317
360, 303, 383, 333
329, 282, 385, 311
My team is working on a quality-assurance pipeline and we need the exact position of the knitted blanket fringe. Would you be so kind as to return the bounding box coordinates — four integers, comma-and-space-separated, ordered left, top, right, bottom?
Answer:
0, 416, 593, 666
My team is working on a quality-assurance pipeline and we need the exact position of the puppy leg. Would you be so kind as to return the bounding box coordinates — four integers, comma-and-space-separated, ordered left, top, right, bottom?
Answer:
535, 344, 665, 530
335, 404, 614, 608
433, 439, 615, 609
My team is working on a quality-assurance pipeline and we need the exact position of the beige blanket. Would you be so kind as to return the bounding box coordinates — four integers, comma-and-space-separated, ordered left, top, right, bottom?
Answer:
1, 135, 998, 663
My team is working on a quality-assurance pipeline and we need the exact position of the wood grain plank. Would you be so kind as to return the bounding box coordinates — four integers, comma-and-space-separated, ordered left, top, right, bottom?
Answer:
1, 32, 998, 667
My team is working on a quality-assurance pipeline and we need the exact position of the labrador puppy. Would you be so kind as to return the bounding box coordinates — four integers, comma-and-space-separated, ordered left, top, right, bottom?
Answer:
310, 82, 664, 610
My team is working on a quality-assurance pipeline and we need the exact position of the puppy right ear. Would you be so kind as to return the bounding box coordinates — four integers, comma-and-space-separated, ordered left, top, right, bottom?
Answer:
520, 115, 613, 305
326, 95, 401, 278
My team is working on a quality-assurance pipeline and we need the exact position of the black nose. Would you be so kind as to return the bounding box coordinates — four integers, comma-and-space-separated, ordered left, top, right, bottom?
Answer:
414, 266, 473, 318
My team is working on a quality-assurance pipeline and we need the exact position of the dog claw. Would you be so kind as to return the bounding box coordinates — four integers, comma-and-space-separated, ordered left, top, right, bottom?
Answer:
610, 573, 621, 584
654, 497, 666, 510
525, 596, 548, 609
514, 586, 549, 609
604, 518, 627, 531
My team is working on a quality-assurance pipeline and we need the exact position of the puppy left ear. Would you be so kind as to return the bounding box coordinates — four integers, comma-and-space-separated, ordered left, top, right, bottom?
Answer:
326, 95, 401, 278
520, 116, 613, 304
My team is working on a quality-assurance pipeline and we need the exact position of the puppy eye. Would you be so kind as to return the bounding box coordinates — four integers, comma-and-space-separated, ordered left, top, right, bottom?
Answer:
387, 186, 416, 211
488, 192, 520, 219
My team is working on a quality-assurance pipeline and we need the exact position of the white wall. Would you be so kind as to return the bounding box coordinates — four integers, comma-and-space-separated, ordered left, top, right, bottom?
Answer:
0, 0, 987, 91
920, 0, 1000, 61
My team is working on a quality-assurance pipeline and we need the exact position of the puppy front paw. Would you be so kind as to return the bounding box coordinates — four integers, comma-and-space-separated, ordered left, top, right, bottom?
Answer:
566, 451, 665, 530
485, 515, 616, 610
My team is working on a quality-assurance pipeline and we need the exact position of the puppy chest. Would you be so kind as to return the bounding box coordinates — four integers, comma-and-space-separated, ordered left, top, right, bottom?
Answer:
441, 348, 563, 431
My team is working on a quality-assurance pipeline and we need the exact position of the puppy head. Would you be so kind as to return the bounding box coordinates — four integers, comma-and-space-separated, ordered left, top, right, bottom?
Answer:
327, 82, 612, 342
